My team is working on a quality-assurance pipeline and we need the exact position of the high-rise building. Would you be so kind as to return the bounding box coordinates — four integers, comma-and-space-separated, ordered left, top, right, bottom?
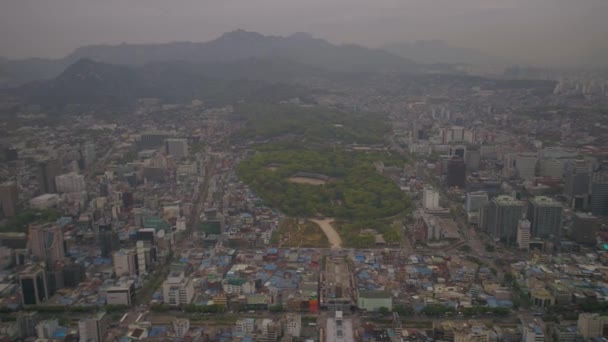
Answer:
38, 159, 61, 194
81, 142, 96, 169
539, 159, 564, 178
591, 173, 608, 217
165, 138, 189, 160
173, 318, 190, 338
112, 249, 137, 277
55, 173, 86, 193
577, 313, 608, 339
564, 160, 593, 210
517, 219, 531, 250
78, 311, 110, 342
0, 181, 18, 218
36, 319, 59, 339
485, 195, 524, 243
447, 157, 466, 188
466, 191, 489, 213
28, 224, 65, 264
527, 196, 563, 239
465, 149, 481, 172
571, 212, 600, 245
505, 153, 538, 180
19, 265, 48, 305
422, 188, 440, 210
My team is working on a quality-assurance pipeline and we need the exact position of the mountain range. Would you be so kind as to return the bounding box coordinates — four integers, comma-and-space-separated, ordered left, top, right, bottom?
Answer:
0, 30, 419, 87
383, 40, 506, 66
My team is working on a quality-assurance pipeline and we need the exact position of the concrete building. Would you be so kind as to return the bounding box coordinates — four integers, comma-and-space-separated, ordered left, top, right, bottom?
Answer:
422, 188, 440, 210
19, 265, 48, 305
357, 290, 392, 311
465, 149, 481, 172
0, 181, 18, 218
539, 159, 564, 178
505, 153, 538, 180
106, 283, 135, 306
517, 219, 531, 250
522, 322, 545, 342
35, 319, 58, 339
591, 173, 608, 217
38, 159, 61, 194
81, 142, 96, 169
283, 314, 301, 338
165, 138, 189, 160
78, 311, 110, 342
112, 249, 137, 277
326, 311, 354, 342
29, 193, 60, 210
162, 271, 194, 306
55, 173, 85, 193
484, 196, 524, 243
527, 196, 563, 239
571, 212, 600, 246
28, 224, 65, 263
173, 318, 190, 338
577, 313, 608, 339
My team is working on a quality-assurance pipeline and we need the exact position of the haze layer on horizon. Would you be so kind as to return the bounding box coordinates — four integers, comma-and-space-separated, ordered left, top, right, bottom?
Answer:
1, 0, 607, 67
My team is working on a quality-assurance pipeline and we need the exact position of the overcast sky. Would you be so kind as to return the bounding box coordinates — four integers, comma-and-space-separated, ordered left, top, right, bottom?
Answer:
1, 0, 607, 66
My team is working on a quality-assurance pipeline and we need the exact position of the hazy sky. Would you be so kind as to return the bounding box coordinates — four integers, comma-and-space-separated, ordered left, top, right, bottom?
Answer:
1, 0, 607, 66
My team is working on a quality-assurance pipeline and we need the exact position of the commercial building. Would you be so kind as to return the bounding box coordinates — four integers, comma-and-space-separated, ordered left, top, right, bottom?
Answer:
591, 173, 608, 217
484, 196, 524, 243
112, 249, 137, 277
466, 192, 489, 214
447, 157, 466, 188
38, 159, 61, 194
326, 311, 354, 342
357, 290, 392, 311
283, 314, 301, 338
35, 319, 58, 339
28, 224, 65, 263
505, 153, 538, 180
29, 193, 59, 210
422, 188, 440, 210
0, 181, 18, 218
78, 311, 110, 342
527, 196, 563, 239
165, 138, 189, 160
571, 212, 600, 246
539, 159, 564, 178
564, 160, 592, 210
19, 265, 48, 305
55, 173, 86, 193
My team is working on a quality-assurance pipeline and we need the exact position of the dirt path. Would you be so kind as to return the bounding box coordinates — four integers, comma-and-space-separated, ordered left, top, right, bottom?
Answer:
310, 218, 342, 249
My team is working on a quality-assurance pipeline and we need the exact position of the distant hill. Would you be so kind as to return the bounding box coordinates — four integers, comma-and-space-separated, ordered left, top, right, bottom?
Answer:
9, 58, 316, 107
0, 30, 419, 86
383, 40, 504, 66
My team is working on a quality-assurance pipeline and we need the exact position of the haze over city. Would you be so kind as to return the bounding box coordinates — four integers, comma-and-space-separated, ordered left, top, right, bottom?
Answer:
1, 0, 608, 66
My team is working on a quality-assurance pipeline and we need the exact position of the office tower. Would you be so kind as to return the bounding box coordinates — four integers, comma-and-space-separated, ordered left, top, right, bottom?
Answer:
539, 159, 564, 178
485, 195, 524, 242
38, 159, 61, 194
591, 173, 608, 217
564, 160, 592, 210
55, 173, 86, 193
78, 311, 110, 342
447, 157, 466, 188
98, 220, 119, 259
113, 249, 138, 277
36, 319, 59, 339
81, 142, 96, 169
465, 149, 481, 172
513, 153, 538, 180
28, 224, 65, 263
0, 181, 18, 217
527, 196, 563, 239
165, 138, 189, 160
19, 265, 49, 305
422, 188, 440, 210
517, 219, 531, 250
466, 191, 489, 213
449, 145, 466, 159
18, 311, 39, 338
63, 263, 86, 288
571, 212, 599, 245
139, 132, 171, 150
173, 318, 190, 338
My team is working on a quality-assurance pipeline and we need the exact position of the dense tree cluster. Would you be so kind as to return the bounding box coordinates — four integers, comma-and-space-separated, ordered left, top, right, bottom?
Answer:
237, 148, 408, 220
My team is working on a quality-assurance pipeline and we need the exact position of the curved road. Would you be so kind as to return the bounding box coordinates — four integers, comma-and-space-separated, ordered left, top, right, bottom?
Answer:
310, 218, 342, 249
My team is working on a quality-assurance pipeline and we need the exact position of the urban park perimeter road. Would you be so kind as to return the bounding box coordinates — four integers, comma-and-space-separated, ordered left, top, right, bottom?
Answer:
310, 218, 342, 249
